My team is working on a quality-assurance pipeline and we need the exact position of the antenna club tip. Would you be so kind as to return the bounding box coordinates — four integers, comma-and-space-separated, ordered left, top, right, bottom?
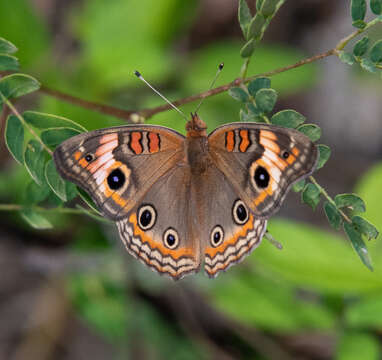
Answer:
134, 70, 141, 78
218, 63, 224, 70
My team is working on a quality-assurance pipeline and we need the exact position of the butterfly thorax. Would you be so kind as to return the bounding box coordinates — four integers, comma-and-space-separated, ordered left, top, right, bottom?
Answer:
184, 113, 210, 174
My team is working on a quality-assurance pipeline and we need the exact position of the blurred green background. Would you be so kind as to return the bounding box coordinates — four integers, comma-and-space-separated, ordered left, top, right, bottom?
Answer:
0, 1, 382, 359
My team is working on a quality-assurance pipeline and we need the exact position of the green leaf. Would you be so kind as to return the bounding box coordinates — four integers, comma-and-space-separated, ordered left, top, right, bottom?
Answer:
369, 39, 382, 63
271, 109, 305, 128
370, 0, 382, 14
240, 109, 256, 122
256, 0, 265, 12
324, 201, 342, 230
248, 77, 271, 97
352, 216, 379, 240
0, 37, 18, 54
23, 111, 87, 132
344, 222, 373, 271
247, 103, 263, 116
302, 183, 321, 210
0, 54, 19, 71
352, 19, 367, 29
255, 88, 277, 113
24, 140, 47, 186
336, 332, 380, 360
45, 159, 67, 201
66, 182, 78, 202
297, 124, 321, 142
5, 115, 24, 165
317, 145, 331, 170
335, 194, 366, 213
41, 128, 81, 148
339, 51, 356, 66
240, 38, 256, 58
292, 179, 305, 192
228, 87, 249, 102
20, 208, 53, 230
351, 0, 367, 22
345, 296, 382, 328
0, 74, 40, 102
24, 181, 51, 205
238, 0, 252, 39
360, 58, 377, 72
353, 36, 369, 57
260, 0, 279, 17
247, 13, 266, 40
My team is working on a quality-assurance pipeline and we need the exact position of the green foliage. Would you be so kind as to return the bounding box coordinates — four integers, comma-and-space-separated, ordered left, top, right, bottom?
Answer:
228, 87, 249, 102
302, 183, 321, 210
0, 74, 40, 102
324, 201, 343, 230
370, 0, 382, 14
369, 39, 382, 63
248, 77, 271, 96
353, 36, 370, 56
271, 109, 305, 128
24, 140, 46, 186
297, 124, 322, 142
317, 144, 331, 169
336, 332, 380, 360
0, 54, 19, 71
255, 88, 277, 113
351, 0, 367, 27
5, 115, 24, 165
45, 159, 69, 202
20, 208, 53, 229
0, 37, 18, 54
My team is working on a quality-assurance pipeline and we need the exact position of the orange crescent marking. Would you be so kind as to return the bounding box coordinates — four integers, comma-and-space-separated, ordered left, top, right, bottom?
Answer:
129, 214, 194, 259
286, 154, 296, 165
205, 215, 254, 258
74, 151, 82, 160
130, 132, 143, 154
148, 132, 160, 153
226, 131, 235, 152
239, 130, 250, 152
78, 158, 88, 168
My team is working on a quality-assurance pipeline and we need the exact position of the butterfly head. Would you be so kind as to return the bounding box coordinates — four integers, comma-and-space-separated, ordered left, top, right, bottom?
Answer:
186, 113, 207, 138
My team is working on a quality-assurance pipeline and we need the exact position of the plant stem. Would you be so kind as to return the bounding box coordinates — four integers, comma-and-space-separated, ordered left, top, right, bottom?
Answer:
0, 93, 53, 156
308, 176, 352, 224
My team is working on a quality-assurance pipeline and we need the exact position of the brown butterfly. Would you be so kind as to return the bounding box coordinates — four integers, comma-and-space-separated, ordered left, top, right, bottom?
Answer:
53, 113, 318, 280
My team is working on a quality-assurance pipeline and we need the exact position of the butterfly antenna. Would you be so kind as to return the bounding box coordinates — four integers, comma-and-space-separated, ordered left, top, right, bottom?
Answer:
194, 62, 224, 114
134, 71, 188, 120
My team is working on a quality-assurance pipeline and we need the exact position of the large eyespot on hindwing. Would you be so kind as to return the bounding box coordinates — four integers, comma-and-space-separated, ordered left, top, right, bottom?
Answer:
137, 204, 157, 230
210, 225, 224, 247
163, 228, 179, 249
232, 200, 249, 225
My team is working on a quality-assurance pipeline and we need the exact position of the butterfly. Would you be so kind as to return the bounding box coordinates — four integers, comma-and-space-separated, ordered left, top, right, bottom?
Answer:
53, 113, 318, 280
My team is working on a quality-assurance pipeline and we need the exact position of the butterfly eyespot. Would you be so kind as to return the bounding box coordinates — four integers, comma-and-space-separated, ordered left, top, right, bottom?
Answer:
254, 166, 270, 188
107, 168, 126, 190
85, 153, 94, 162
233, 200, 249, 225
163, 228, 179, 249
282, 151, 290, 159
137, 204, 156, 230
210, 226, 224, 247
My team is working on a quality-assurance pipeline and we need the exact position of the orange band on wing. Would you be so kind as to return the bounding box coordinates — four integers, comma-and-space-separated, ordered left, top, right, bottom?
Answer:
148, 132, 160, 153
225, 131, 235, 152
130, 132, 143, 154
205, 215, 254, 258
129, 214, 193, 259
239, 130, 250, 152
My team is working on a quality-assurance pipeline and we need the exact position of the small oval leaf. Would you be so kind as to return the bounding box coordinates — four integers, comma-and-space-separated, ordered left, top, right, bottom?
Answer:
352, 216, 379, 240
45, 159, 67, 201
292, 179, 305, 193
353, 36, 369, 57
271, 109, 305, 128
24, 181, 52, 205
0, 54, 19, 71
247, 13, 266, 39
25, 139, 47, 185
0, 74, 40, 102
238, 0, 253, 39
248, 77, 271, 97
343, 222, 373, 271
41, 128, 81, 148
317, 144, 331, 170
335, 194, 366, 213
255, 88, 277, 113
351, 0, 367, 22
260, 0, 279, 17
297, 124, 322, 142
370, 0, 382, 14
23, 111, 87, 132
5, 115, 24, 164
0, 37, 18, 54
360, 58, 377, 72
339, 51, 356, 66
324, 201, 343, 230
302, 183, 321, 210
240, 38, 256, 58
20, 208, 53, 230
370, 40, 382, 63
228, 87, 249, 102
